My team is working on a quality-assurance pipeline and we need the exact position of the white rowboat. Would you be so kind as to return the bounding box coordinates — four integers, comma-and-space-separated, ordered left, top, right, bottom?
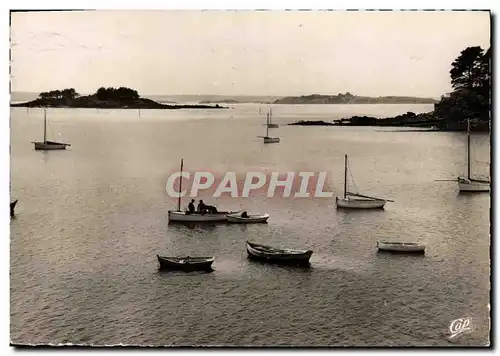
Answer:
227, 212, 269, 223
377, 241, 425, 254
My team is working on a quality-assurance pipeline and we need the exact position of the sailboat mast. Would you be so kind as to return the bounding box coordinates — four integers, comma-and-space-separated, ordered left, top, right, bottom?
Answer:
177, 159, 184, 212
344, 154, 348, 199
43, 108, 47, 143
467, 118, 471, 180
266, 113, 269, 137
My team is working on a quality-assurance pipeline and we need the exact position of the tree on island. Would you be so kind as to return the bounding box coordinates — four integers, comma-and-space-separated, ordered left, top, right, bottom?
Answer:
450, 46, 486, 89
95, 87, 139, 100
434, 46, 491, 127
39, 88, 79, 100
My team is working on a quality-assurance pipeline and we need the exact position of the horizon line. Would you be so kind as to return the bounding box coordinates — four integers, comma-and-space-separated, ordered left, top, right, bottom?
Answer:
10, 90, 441, 99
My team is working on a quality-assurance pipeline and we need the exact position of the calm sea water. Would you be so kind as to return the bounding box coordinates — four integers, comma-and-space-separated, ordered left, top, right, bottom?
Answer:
10, 104, 490, 346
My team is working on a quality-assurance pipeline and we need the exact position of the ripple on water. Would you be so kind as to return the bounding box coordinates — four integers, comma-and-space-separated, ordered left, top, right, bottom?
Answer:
10, 106, 490, 346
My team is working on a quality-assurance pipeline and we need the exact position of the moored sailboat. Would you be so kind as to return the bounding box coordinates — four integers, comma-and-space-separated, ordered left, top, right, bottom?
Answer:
32, 108, 71, 150
457, 119, 490, 192
267, 108, 279, 128
336, 154, 392, 209
258, 112, 280, 144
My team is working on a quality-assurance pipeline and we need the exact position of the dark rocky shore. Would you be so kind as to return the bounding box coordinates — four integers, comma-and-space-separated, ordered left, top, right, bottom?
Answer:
10, 96, 227, 110
289, 112, 489, 131
288, 120, 336, 126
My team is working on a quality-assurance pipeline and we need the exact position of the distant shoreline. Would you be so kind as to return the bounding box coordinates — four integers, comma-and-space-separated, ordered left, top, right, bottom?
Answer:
274, 93, 438, 105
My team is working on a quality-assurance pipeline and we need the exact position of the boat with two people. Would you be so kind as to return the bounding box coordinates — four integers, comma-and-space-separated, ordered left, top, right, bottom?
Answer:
246, 241, 313, 266
32, 108, 71, 150
167, 159, 242, 222
157, 255, 214, 271
336, 154, 393, 209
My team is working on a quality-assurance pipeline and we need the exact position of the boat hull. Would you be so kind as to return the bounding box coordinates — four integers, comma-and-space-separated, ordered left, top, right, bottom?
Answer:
157, 255, 214, 271
33, 141, 69, 150
377, 241, 425, 254
227, 213, 269, 223
168, 210, 236, 222
458, 178, 490, 192
246, 242, 312, 265
267, 124, 279, 128
263, 137, 280, 144
336, 197, 386, 209
10, 199, 18, 217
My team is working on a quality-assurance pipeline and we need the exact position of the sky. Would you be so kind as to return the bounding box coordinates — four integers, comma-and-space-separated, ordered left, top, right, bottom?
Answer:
10, 10, 491, 98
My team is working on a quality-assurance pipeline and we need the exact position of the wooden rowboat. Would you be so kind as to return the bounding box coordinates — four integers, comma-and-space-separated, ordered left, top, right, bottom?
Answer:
377, 241, 426, 254
246, 241, 313, 265
157, 255, 214, 271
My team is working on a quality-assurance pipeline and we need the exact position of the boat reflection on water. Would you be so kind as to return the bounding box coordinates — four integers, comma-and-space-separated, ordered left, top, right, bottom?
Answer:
167, 221, 221, 232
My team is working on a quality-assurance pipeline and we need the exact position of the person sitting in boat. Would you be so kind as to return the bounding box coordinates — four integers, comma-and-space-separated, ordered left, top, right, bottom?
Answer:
205, 204, 219, 214
197, 200, 207, 214
241, 211, 249, 218
188, 199, 196, 214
